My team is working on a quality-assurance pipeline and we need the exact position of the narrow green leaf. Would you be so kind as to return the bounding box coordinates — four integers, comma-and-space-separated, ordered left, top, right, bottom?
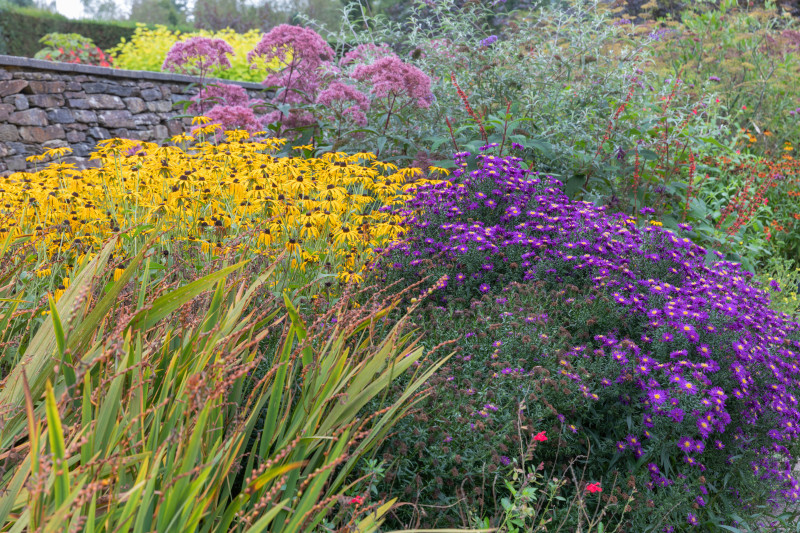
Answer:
128, 261, 247, 331
44, 380, 70, 506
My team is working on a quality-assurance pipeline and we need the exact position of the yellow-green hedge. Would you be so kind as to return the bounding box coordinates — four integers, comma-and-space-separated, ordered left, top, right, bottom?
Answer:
109, 24, 280, 82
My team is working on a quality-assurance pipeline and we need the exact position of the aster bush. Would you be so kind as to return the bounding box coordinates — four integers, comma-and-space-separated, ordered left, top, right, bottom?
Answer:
374, 150, 800, 530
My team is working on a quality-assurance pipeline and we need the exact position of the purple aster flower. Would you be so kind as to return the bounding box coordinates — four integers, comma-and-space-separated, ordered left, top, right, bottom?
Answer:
677, 436, 694, 452
479, 283, 491, 293
648, 389, 668, 405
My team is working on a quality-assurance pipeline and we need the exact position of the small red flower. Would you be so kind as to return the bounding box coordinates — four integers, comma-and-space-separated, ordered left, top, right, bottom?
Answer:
533, 431, 548, 442
586, 482, 603, 493
349, 495, 365, 505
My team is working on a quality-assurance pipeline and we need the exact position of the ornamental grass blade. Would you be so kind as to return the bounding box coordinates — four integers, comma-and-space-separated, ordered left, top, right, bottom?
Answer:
353, 498, 397, 533
128, 261, 247, 332
44, 381, 69, 507
0, 238, 116, 421
245, 498, 292, 533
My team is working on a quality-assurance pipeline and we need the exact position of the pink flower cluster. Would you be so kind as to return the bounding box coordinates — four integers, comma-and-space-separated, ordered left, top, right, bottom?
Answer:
188, 83, 254, 114
188, 83, 265, 134
203, 105, 264, 133
316, 81, 370, 127
165, 24, 434, 138
351, 56, 433, 109
339, 43, 395, 66
248, 24, 335, 104
162, 36, 234, 78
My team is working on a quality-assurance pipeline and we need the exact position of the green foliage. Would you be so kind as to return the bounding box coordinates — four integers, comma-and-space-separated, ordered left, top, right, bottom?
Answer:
644, 2, 800, 157
0, 4, 137, 57
756, 254, 800, 319
0, 237, 442, 531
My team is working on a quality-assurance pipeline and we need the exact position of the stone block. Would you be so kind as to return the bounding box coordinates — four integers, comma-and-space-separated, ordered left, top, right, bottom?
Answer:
65, 91, 86, 99
8, 108, 47, 126
0, 80, 28, 97
110, 128, 130, 138
133, 112, 160, 126
27, 81, 66, 94
66, 130, 86, 143
6, 158, 27, 171
29, 94, 65, 108
0, 125, 19, 142
146, 100, 173, 113
71, 110, 97, 123
67, 123, 88, 131
0, 71, 13, 81
19, 125, 65, 143
11, 94, 28, 111
99, 110, 135, 128
42, 139, 69, 150
0, 104, 12, 122
166, 120, 184, 136
66, 81, 82, 91
125, 130, 152, 141
72, 143, 92, 157
0, 143, 11, 157
140, 88, 161, 101
87, 94, 125, 110
82, 82, 108, 93
47, 109, 75, 123
106, 84, 134, 97
7, 142, 26, 155
69, 99, 89, 109
88, 127, 110, 139
124, 97, 146, 114
153, 125, 169, 140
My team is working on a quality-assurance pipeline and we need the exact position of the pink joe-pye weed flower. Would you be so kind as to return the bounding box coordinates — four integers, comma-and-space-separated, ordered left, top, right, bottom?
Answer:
316, 81, 370, 127
162, 36, 234, 78
188, 83, 259, 115
339, 42, 396, 66
351, 56, 433, 109
248, 24, 335, 105
198, 104, 265, 134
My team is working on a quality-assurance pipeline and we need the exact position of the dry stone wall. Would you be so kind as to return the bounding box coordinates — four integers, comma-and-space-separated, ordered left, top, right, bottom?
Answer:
0, 55, 265, 176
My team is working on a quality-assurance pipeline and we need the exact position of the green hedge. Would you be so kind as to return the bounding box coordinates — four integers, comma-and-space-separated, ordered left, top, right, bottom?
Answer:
0, 6, 156, 57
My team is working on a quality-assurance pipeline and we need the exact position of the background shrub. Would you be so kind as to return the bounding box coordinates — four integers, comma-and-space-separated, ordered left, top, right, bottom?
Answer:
0, 4, 136, 57
109, 24, 277, 82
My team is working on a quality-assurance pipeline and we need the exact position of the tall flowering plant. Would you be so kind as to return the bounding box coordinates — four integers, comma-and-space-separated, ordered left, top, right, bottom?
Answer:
162, 36, 234, 80
247, 24, 336, 133
377, 150, 800, 530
